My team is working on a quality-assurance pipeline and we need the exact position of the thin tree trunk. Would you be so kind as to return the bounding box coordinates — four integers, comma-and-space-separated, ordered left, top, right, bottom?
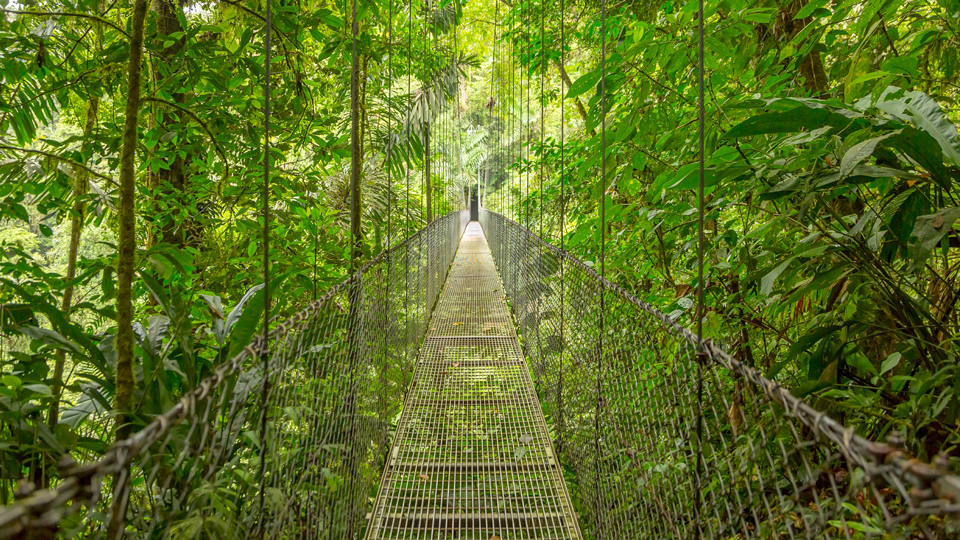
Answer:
350, 12, 363, 267
555, 59, 595, 136
114, 0, 149, 443
345, 2, 363, 535
48, 97, 98, 431
151, 0, 188, 248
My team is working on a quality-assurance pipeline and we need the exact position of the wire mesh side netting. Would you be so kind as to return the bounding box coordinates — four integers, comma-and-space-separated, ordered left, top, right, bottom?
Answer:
479, 210, 960, 540
0, 210, 470, 539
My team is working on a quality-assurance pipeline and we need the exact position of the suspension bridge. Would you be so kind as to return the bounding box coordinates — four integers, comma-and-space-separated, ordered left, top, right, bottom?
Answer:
2, 0, 960, 535
0, 210, 958, 538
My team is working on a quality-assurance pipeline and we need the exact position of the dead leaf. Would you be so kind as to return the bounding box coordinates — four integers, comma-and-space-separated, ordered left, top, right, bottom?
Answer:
418, 474, 429, 481
491, 536, 501, 540
452, 362, 460, 367
453, 321, 463, 326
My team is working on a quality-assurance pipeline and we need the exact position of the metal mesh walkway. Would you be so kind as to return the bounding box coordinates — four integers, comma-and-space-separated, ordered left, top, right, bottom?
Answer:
365, 222, 582, 539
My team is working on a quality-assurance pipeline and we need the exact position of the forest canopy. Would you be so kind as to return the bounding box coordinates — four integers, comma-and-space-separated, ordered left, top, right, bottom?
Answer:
1, 0, 959, 500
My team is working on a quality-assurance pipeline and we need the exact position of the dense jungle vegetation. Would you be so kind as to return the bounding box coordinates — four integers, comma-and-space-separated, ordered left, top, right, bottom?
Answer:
0, 0, 959, 503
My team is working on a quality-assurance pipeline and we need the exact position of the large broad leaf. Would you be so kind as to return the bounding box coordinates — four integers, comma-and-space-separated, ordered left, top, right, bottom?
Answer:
223, 283, 266, 347
840, 130, 901, 177
227, 287, 266, 360
17, 326, 82, 354
200, 294, 226, 345
724, 106, 864, 139
882, 188, 929, 260
146, 315, 170, 356
908, 207, 960, 269
863, 87, 960, 166
886, 127, 950, 188
0, 304, 36, 332
566, 68, 601, 98
61, 388, 108, 429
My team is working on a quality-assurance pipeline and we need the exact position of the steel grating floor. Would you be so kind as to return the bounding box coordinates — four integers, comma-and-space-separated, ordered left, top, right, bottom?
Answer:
365, 222, 582, 540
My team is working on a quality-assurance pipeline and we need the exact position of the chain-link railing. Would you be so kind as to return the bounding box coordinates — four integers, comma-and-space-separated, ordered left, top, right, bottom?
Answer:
480, 209, 960, 539
0, 211, 469, 539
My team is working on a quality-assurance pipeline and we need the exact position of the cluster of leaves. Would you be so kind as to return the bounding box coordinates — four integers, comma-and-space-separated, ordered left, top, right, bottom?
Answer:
0, 0, 476, 504
491, 0, 960, 465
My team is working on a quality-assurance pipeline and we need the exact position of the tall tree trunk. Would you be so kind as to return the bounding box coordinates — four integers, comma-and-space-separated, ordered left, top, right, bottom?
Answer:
779, 1, 828, 95
47, 0, 105, 437
114, 0, 149, 443
150, 0, 188, 249
349, 5, 363, 267
47, 97, 98, 431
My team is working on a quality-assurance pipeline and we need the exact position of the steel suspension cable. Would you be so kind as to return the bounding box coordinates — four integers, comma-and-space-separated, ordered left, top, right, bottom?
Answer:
525, 14, 530, 230
557, 0, 565, 451
455, 18, 464, 211
694, 0, 707, 535
387, 0, 394, 249
489, 1, 497, 212
523, 6, 529, 230
404, 0, 413, 381
596, 0, 607, 533
539, 0, 544, 242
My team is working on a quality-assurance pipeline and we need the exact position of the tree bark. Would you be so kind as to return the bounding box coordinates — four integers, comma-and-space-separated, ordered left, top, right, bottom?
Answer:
114, 0, 149, 443
779, 1, 828, 95
150, 0, 189, 249
349, 3, 363, 268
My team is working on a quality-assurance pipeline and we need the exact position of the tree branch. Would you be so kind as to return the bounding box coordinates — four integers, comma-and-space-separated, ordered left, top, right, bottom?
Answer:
0, 9, 129, 39
140, 97, 231, 187
0, 145, 118, 187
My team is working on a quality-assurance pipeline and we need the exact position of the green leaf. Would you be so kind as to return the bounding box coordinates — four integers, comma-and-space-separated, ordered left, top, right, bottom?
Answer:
566, 68, 601, 98
227, 287, 265, 360
23, 383, 52, 396
741, 8, 776, 23
794, 0, 828, 19
724, 106, 864, 139
908, 207, 960, 268
865, 87, 960, 165
17, 326, 82, 353
886, 127, 949, 187
880, 57, 919, 77
0, 303, 36, 332
839, 130, 901, 177
880, 352, 901, 376
223, 283, 266, 347
760, 258, 793, 296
